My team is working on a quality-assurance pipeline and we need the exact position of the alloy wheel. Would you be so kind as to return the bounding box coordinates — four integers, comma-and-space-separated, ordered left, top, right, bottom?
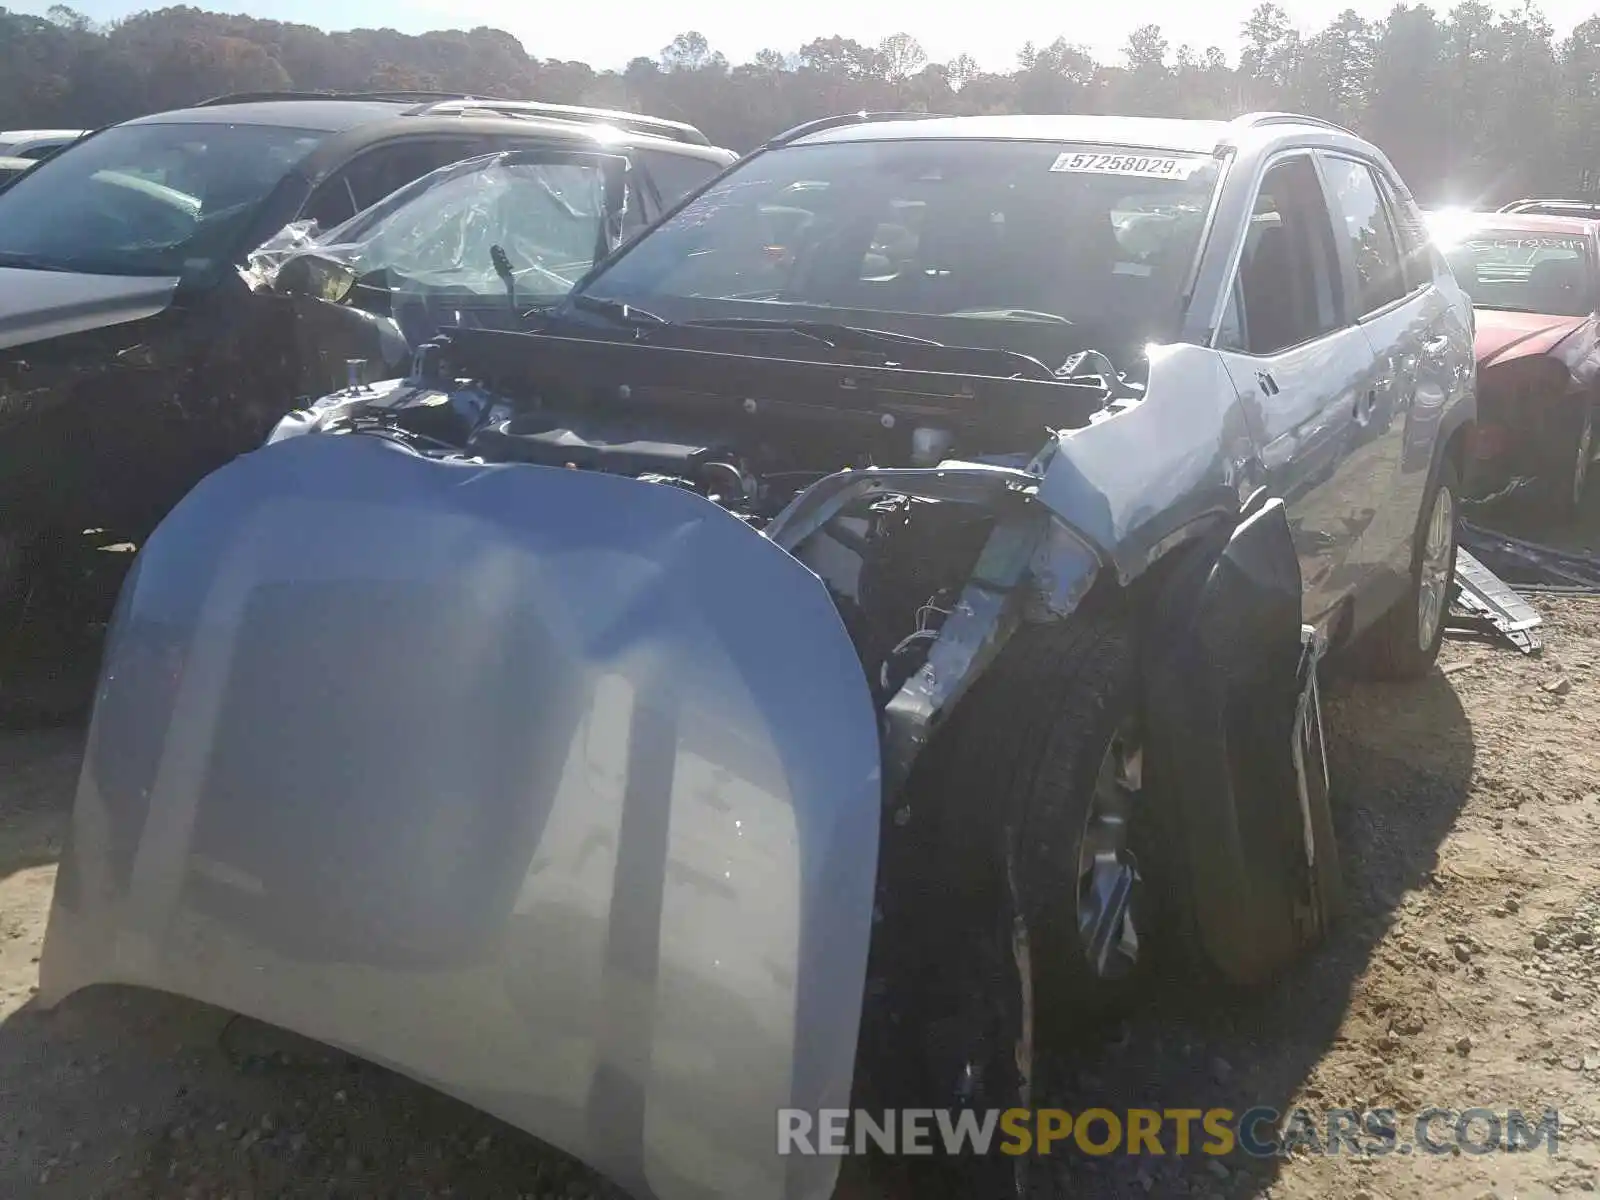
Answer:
1076, 728, 1142, 981
1416, 483, 1456, 651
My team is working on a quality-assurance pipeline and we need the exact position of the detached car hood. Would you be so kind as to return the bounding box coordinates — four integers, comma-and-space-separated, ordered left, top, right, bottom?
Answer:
1473, 308, 1588, 369
40, 432, 881, 1200
0, 266, 179, 353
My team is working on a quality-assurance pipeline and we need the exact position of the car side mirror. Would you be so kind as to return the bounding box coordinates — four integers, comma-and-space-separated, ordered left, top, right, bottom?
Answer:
274, 252, 358, 303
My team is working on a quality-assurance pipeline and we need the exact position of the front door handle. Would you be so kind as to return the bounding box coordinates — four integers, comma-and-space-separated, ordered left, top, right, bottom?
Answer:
1256, 369, 1280, 395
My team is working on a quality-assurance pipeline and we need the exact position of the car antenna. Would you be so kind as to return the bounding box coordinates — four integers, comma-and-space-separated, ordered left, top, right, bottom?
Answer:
489, 244, 517, 321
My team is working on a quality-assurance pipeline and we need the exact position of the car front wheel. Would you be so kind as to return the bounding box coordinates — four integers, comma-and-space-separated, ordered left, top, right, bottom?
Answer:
910, 616, 1149, 1035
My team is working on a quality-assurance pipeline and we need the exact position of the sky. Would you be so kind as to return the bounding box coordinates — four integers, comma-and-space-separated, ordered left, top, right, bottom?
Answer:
15, 0, 1600, 72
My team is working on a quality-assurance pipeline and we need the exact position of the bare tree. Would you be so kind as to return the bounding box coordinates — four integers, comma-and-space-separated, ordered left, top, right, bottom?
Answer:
945, 53, 980, 91
877, 32, 927, 83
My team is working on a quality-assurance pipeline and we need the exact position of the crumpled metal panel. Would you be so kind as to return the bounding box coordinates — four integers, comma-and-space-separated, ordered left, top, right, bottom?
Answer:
1036, 342, 1260, 584
39, 433, 882, 1200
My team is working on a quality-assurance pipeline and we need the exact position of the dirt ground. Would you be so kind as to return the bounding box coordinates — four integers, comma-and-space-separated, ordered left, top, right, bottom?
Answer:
2, 524, 1599, 1199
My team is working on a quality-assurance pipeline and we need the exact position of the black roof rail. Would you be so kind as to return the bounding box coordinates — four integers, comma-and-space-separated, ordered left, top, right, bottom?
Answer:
193, 90, 508, 107
1237, 111, 1356, 137
405, 98, 711, 146
765, 111, 951, 149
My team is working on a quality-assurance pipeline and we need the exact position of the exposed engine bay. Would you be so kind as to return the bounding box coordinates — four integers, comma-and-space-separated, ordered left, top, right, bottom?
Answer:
272, 328, 1117, 737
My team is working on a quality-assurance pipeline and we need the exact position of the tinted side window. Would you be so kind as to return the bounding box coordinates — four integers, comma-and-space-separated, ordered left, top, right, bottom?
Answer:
1375, 171, 1433, 290
1321, 156, 1408, 315
301, 139, 482, 229
637, 149, 725, 208
620, 181, 650, 243
1225, 155, 1343, 356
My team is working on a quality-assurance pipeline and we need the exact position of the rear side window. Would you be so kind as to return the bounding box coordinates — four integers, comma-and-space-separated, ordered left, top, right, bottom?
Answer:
1321, 156, 1408, 316
1224, 155, 1343, 356
302, 138, 484, 229
1376, 172, 1433, 291
637, 149, 725, 209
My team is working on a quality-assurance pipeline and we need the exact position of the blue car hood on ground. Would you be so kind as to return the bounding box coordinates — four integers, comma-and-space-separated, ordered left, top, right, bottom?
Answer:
39, 431, 882, 1200
0, 266, 180, 353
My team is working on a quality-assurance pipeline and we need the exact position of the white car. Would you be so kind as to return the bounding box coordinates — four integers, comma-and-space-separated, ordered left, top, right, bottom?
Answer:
0, 128, 85, 161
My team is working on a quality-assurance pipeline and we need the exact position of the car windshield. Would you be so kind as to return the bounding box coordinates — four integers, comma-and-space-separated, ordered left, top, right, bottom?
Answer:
314, 154, 611, 300
1431, 219, 1595, 318
0, 121, 326, 281
573, 138, 1222, 345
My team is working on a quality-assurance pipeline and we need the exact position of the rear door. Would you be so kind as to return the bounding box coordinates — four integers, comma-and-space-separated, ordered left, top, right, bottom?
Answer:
1316, 152, 1454, 609
1213, 152, 1373, 625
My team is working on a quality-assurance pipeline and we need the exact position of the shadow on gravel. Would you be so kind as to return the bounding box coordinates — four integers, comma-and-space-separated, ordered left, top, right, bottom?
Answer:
0, 729, 83, 880
0, 987, 623, 1200
1036, 666, 1476, 1200
1466, 469, 1600, 558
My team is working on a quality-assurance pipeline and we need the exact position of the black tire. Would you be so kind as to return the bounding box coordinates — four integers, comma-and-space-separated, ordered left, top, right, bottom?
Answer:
857, 772, 1035, 1199
1348, 457, 1459, 682
1537, 396, 1595, 519
919, 615, 1147, 1040
854, 618, 1143, 1198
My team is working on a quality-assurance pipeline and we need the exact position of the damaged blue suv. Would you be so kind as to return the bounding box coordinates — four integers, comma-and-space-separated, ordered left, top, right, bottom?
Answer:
41, 111, 1474, 1200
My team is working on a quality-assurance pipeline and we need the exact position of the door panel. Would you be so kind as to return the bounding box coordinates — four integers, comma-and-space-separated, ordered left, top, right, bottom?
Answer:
1317, 154, 1440, 609
1213, 153, 1365, 625
1220, 329, 1374, 623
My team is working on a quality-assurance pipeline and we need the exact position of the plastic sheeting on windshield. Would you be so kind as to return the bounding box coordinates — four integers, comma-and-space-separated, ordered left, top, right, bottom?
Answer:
242, 154, 612, 304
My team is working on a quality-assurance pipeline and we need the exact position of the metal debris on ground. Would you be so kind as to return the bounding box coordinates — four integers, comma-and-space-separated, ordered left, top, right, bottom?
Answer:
1445, 521, 1600, 656
1448, 546, 1544, 655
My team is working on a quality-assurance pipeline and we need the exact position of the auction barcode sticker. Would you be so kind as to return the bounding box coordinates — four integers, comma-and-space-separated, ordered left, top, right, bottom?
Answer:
1049, 151, 1208, 179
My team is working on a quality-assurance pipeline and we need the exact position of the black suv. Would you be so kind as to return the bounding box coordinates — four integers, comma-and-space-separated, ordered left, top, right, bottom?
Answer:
0, 92, 734, 718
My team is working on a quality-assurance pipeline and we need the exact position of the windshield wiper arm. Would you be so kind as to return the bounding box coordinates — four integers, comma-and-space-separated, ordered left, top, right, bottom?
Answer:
682, 316, 941, 348
681, 317, 1058, 380
568, 294, 668, 326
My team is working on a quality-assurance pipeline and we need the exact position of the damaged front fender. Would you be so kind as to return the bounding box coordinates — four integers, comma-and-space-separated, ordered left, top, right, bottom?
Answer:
40, 433, 882, 1200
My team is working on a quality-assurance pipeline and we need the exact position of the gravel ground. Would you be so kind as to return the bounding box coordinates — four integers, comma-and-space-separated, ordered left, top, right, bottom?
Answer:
2, 528, 1598, 1198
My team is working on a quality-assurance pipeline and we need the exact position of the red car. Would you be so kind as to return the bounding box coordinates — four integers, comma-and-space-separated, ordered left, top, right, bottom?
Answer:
1429, 209, 1600, 513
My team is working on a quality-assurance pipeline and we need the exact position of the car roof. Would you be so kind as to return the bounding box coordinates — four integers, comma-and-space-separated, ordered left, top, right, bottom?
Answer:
115, 100, 732, 164
792, 114, 1233, 154
782, 111, 1384, 166
1453, 211, 1596, 237
124, 100, 416, 132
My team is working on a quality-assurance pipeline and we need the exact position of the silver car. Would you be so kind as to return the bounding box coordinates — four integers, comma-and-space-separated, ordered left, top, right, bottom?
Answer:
41, 111, 1474, 1199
